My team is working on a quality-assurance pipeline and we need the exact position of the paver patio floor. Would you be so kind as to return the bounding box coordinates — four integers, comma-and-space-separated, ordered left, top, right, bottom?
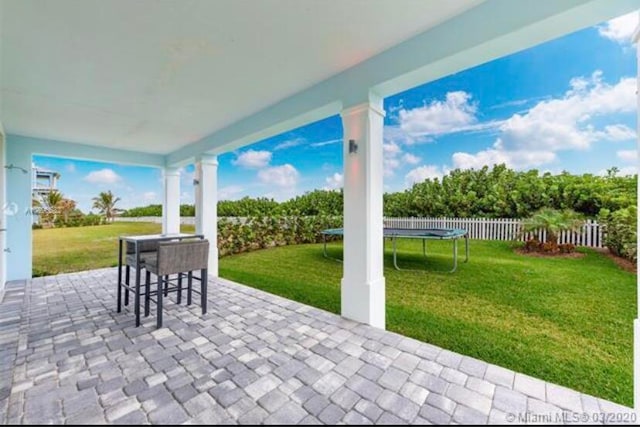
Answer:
0, 268, 635, 424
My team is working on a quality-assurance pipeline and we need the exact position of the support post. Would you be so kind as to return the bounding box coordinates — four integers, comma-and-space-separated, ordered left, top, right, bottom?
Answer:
162, 167, 180, 234
340, 94, 386, 329
194, 155, 219, 276
633, 15, 640, 412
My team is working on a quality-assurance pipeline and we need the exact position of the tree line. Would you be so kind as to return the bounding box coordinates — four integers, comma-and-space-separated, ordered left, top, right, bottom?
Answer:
122, 165, 636, 220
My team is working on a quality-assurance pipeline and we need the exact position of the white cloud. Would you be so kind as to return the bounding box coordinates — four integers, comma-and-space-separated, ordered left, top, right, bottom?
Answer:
324, 173, 343, 191
232, 150, 272, 169
618, 166, 637, 176
405, 165, 444, 186
274, 138, 305, 151
495, 72, 635, 153
383, 141, 418, 177
142, 191, 157, 202
617, 149, 638, 163
452, 149, 556, 170
310, 138, 342, 148
598, 166, 638, 176
402, 153, 421, 165
454, 71, 636, 170
384, 125, 432, 146
384, 91, 501, 147
219, 185, 244, 200
399, 91, 478, 137
598, 12, 638, 44
65, 163, 76, 173
181, 191, 194, 204
600, 124, 636, 141
257, 164, 299, 188
83, 168, 122, 185
178, 166, 195, 188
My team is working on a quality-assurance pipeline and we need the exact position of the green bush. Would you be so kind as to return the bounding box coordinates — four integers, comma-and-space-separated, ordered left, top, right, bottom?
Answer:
120, 165, 636, 220
217, 216, 342, 257
599, 206, 637, 263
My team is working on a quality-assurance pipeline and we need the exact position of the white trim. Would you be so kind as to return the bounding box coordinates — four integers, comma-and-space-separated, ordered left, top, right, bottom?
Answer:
341, 102, 386, 119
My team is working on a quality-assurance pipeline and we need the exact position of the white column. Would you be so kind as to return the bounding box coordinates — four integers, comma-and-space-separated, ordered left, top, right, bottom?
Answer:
195, 155, 219, 276
340, 94, 386, 329
162, 167, 181, 234
634, 17, 640, 412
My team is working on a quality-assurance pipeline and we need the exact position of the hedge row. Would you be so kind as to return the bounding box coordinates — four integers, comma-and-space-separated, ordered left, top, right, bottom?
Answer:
217, 216, 342, 256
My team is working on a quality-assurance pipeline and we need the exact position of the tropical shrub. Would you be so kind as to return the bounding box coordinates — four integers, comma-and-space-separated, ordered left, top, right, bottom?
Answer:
521, 208, 584, 245
217, 215, 342, 257
519, 208, 584, 254
599, 206, 637, 263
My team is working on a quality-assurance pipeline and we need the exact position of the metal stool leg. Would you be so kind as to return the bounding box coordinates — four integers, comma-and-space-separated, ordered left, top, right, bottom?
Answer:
157, 275, 163, 328
134, 265, 141, 327
201, 269, 207, 315
187, 272, 193, 306
177, 273, 183, 304
145, 271, 151, 317
117, 242, 123, 313
124, 265, 130, 306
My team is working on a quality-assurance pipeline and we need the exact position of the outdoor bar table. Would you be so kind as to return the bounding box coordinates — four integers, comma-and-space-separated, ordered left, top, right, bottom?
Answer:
117, 233, 204, 326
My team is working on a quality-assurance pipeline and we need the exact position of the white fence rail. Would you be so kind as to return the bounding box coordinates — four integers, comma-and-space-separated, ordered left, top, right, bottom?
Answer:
115, 216, 604, 248
114, 216, 196, 225
383, 217, 603, 248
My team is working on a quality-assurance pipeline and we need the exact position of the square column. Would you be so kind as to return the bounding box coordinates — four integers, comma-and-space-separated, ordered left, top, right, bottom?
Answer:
194, 155, 219, 276
634, 19, 639, 412
341, 96, 386, 329
162, 167, 181, 234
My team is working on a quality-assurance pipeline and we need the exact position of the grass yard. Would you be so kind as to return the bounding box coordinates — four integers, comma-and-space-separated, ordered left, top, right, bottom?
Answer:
220, 239, 636, 406
33, 222, 194, 276
33, 223, 636, 405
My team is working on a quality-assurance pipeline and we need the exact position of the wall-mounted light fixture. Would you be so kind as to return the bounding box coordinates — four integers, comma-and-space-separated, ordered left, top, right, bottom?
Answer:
193, 179, 200, 186
348, 139, 358, 154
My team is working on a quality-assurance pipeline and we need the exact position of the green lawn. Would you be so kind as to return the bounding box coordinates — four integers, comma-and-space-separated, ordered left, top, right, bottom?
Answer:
33, 222, 194, 276
33, 223, 636, 406
220, 239, 636, 406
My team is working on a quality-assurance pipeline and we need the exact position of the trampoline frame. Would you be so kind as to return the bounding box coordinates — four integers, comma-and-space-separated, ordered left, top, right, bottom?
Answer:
321, 227, 469, 273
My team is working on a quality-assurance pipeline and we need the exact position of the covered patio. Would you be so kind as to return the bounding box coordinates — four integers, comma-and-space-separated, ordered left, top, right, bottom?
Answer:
0, 0, 638, 423
0, 269, 635, 424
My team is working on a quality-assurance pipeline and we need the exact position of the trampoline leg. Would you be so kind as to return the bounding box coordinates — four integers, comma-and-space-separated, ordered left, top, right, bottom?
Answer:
393, 236, 400, 270
323, 234, 328, 258
450, 239, 458, 273
464, 235, 469, 263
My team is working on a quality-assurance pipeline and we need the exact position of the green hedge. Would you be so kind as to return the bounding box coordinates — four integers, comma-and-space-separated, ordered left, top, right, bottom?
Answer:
599, 206, 637, 263
218, 216, 342, 257
122, 165, 636, 220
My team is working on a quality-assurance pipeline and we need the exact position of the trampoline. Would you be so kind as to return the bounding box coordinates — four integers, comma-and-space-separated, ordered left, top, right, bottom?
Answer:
321, 228, 469, 273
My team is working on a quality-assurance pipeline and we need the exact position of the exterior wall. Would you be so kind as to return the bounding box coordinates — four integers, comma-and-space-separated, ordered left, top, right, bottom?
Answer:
5, 134, 164, 281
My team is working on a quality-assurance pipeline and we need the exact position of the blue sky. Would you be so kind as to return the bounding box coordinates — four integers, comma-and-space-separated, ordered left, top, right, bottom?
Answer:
34, 12, 638, 213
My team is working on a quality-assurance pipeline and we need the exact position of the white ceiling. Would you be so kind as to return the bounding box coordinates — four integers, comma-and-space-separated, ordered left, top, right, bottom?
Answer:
0, 0, 482, 154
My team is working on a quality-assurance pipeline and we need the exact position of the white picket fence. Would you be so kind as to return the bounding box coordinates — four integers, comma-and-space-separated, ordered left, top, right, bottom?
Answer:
116, 216, 604, 248
115, 216, 196, 225
383, 217, 604, 248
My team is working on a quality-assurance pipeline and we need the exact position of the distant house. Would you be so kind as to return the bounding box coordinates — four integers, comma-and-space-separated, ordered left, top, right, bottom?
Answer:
32, 164, 60, 224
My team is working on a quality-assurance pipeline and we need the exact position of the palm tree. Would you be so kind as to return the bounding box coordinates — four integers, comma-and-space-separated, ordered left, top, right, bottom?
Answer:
521, 208, 584, 245
58, 198, 77, 223
92, 191, 121, 222
35, 190, 64, 227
